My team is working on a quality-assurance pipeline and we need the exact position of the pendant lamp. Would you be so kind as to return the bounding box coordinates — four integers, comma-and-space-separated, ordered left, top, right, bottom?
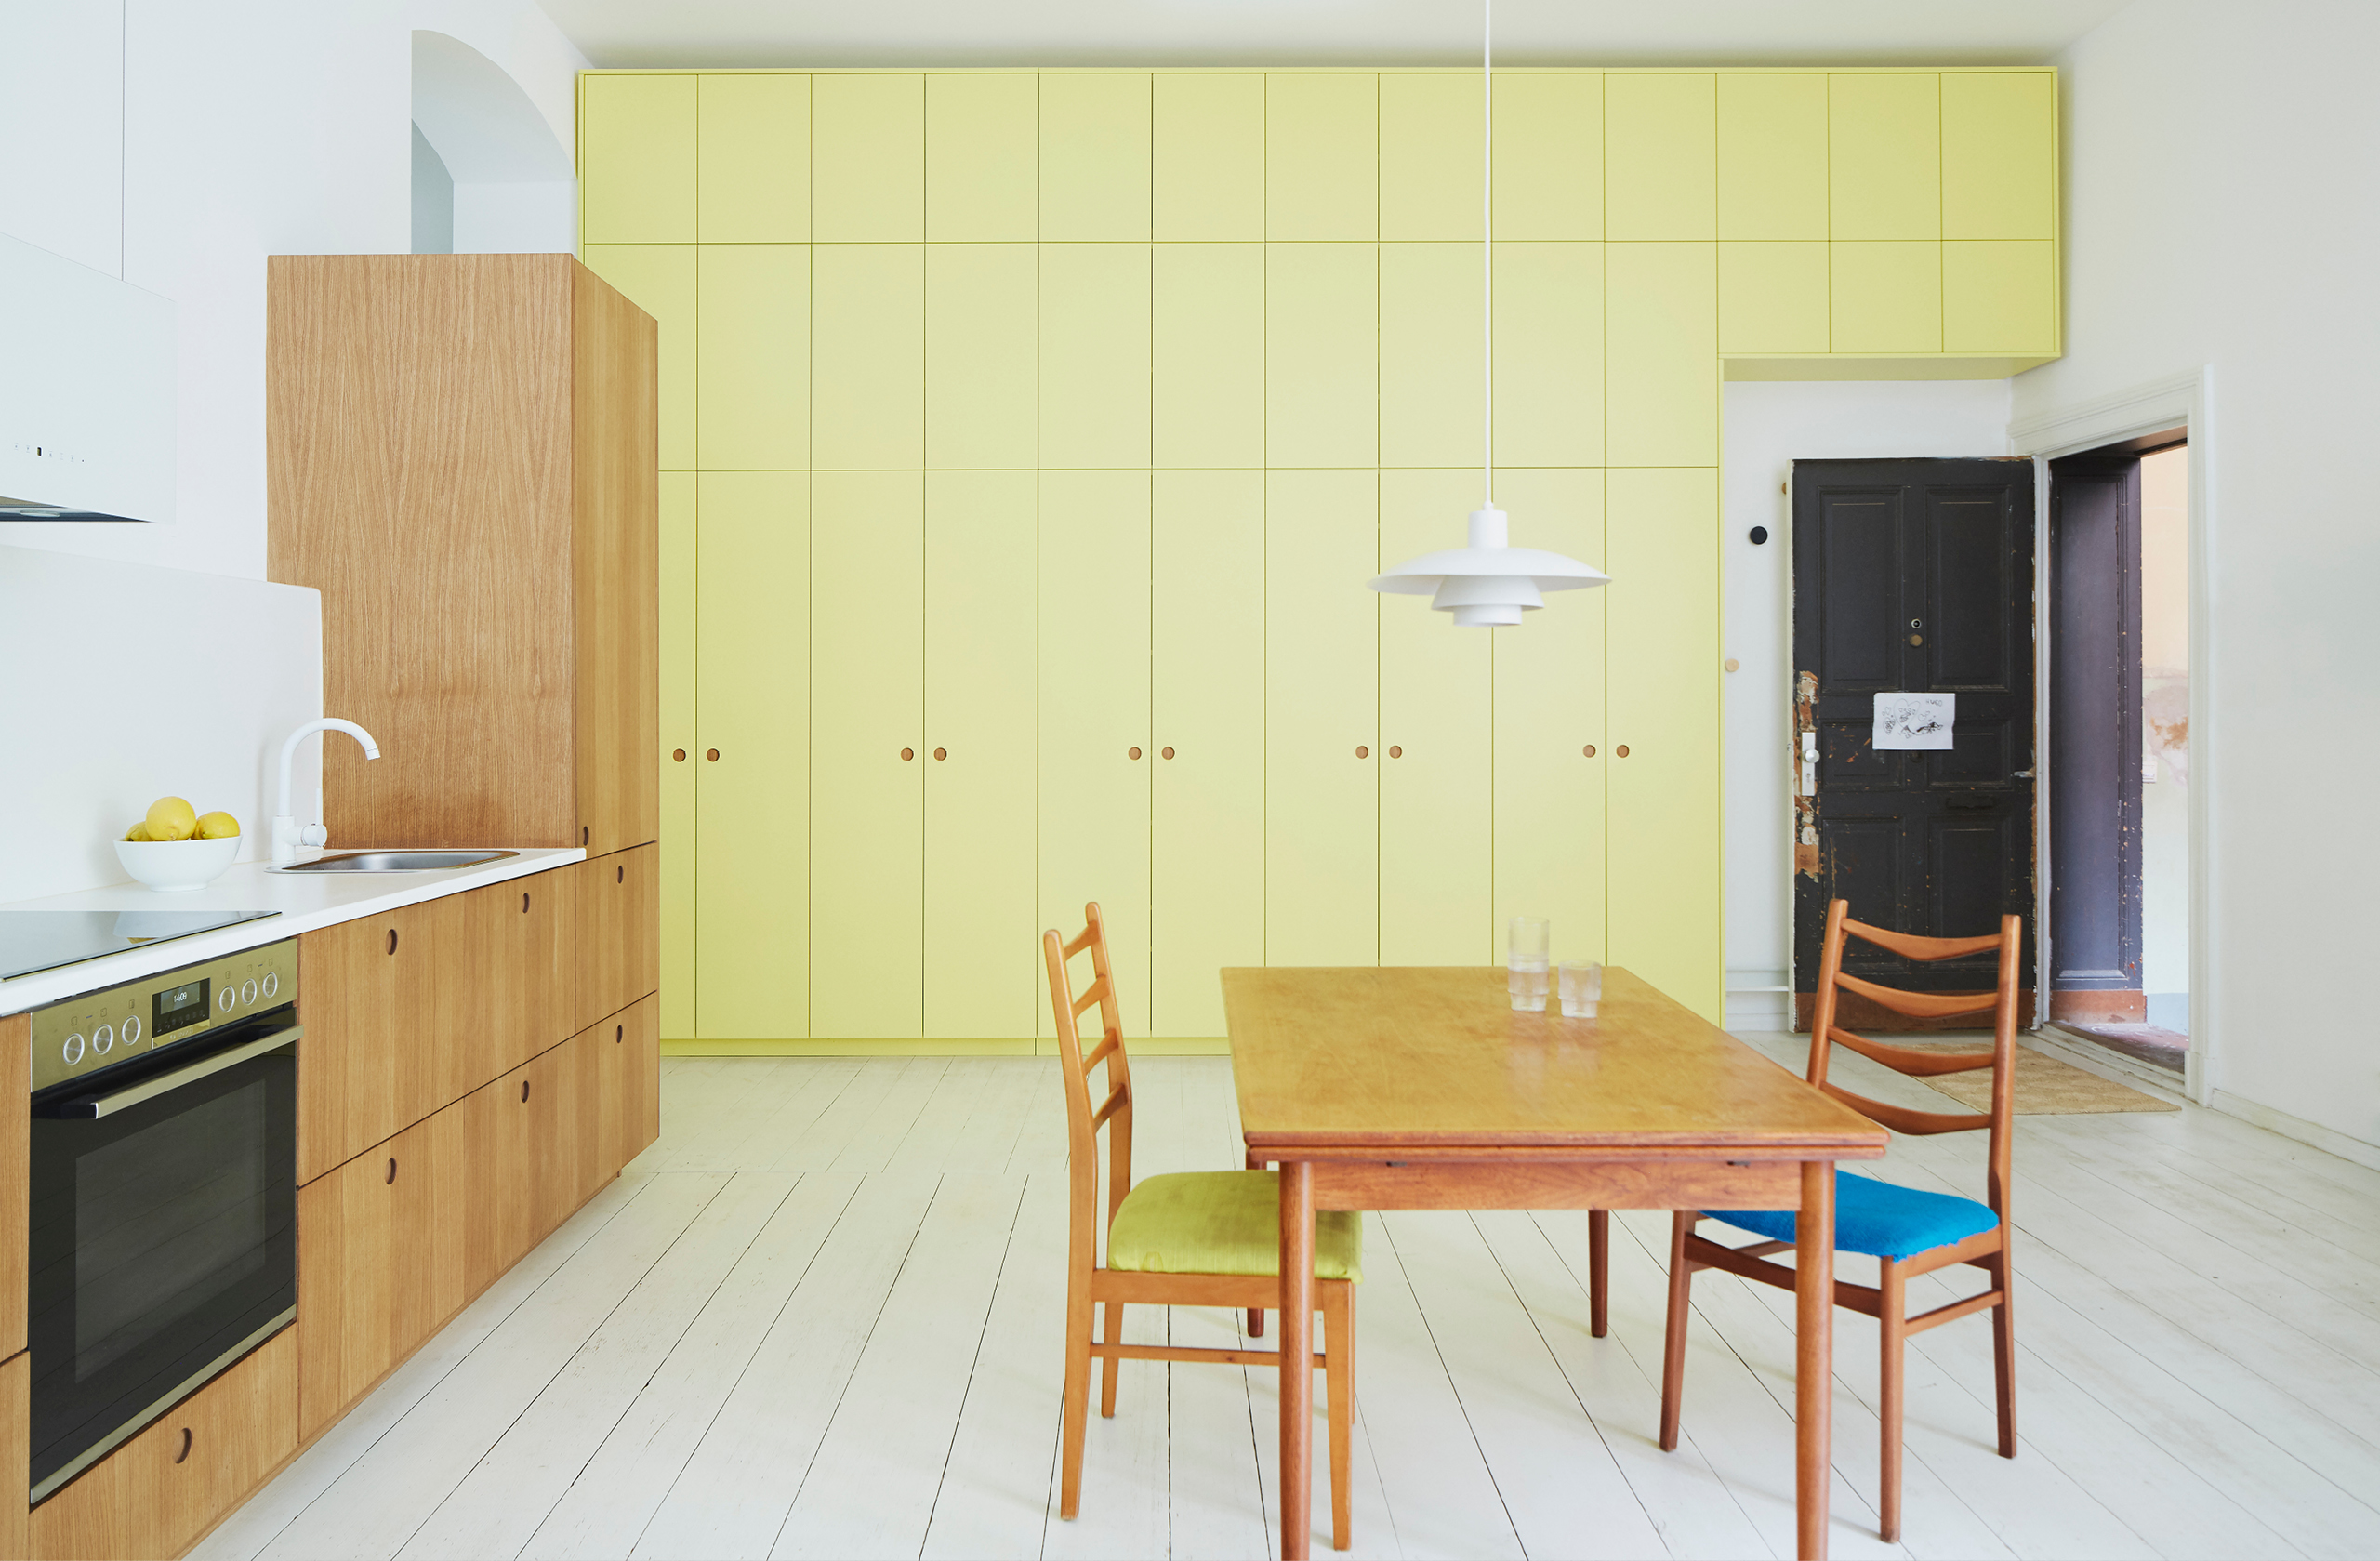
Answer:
1368, 0, 1609, 626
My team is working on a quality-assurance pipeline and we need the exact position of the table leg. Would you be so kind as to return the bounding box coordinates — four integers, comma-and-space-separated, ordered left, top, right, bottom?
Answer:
1796, 1160, 1836, 1561
1279, 1159, 1316, 1561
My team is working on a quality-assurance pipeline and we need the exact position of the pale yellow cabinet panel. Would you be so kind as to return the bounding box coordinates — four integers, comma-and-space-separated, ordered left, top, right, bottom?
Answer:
1380, 73, 1481, 241
1943, 241, 2056, 354
1719, 242, 1830, 354
658, 472, 696, 1038
812, 245, 924, 470
927, 73, 1037, 242
926, 471, 1039, 1038
581, 74, 695, 244
813, 74, 925, 242
1606, 73, 1715, 241
1151, 470, 1265, 1037
1380, 244, 1482, 470
1266, 74, 1376, 240
1154, 74, 1264, 241
1606, 242, 1717, 466
1494, 242, 1603, 468
1041, 73, 1152, 241
581, 245, 696, 470
1830, 74, 1940, 241
1039, 244, 1150, 469
1267, 245, 1377, 468
810, 471, 924, 1038
1038, 470, 1153, 1038
1152, 244, 1263, 469
1606, 467, 1721, 1024
1490, 73, 1601, 241
697, 244, 809, 470
1831, 241, 1941, 353
1492, 469, 1606, 962
1379, 470, 1492, 966
1265, 469, 1377, 968
927, 244, 1038, 469
1942, 73, 2056, 242
696, 472, 810, 1039
1717, 74, 1827, 240
696, 73, 808, 243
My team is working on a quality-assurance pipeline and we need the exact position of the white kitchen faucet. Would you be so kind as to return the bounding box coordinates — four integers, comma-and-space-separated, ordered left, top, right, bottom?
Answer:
272, 718, 380, 865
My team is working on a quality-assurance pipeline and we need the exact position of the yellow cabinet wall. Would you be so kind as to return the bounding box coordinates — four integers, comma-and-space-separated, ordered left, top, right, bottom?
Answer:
581, 66, 2058, 1042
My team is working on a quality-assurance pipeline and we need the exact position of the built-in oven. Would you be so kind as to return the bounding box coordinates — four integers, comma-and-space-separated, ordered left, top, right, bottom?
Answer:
24, 940, 298, 1502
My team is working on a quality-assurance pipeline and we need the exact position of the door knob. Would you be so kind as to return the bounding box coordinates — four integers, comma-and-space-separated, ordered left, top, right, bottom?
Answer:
933, 747, 946, 761
901, 748, 914, 761
1129, 747, 1143, 760
672, 749, 686, 762
1160, 747, 1174, 760
706, 748, 720, 761
1355, 746, 1369, 759
1388, 746, 1402, 758
1616, 745, 1630, 758
1582, 745, 1596, 758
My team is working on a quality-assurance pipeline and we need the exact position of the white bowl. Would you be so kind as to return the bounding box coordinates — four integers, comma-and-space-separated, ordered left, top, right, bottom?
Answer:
114, 835, 240, 892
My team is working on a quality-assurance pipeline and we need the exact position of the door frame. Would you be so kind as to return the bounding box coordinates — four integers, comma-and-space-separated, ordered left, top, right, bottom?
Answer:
2010, 367, 2215, 1105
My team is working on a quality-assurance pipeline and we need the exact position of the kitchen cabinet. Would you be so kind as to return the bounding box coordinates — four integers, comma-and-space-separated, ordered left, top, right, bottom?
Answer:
696, 73, 809, 245
1038, 244, 1150, 470
0, 1352, 25, 1561
266, 254, 659, 859
0, 1015, 22, 1360
926, 73, 1036, 243
1040, 73, 1152, 242
598, 995, 662, 1175
298, 1115, 439, 1436
580, 73, 696, 245
811, 74, 923, 244
297, 905, 438, 1184
1605, 241, 1718, 466
1606, 73, 1716, 241
1263, 73, 1374, 242
1830, 73, 1942, 241
576, 844, 660, 1034
430, 871, 572, 1107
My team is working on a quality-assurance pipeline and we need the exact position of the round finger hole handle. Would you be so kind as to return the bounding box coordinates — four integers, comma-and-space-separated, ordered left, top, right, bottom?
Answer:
175, 1428, 192, 1464
386, 928, 399, 956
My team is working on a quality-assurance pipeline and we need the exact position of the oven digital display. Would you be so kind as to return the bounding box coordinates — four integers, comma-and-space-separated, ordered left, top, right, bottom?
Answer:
152, 980, 211, 1037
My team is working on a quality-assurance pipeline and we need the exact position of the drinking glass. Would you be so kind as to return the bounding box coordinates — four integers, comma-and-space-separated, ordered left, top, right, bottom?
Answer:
1507, 917, 1550, 1012
1559, 960, 1604, 1019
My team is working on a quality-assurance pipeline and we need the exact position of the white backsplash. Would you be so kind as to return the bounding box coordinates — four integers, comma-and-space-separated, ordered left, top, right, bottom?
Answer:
0, 543, 320, 903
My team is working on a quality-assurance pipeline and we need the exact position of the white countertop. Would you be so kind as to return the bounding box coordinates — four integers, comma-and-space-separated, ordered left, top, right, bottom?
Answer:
0, 848, 586, 1015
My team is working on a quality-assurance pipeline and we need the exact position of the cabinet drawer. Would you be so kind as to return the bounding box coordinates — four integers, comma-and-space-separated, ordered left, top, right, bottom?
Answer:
298, 905, 439, 1184
32, 1328, 297, 1561
0, 1017, 24, 1360
575, 843, 659, 1030
597, 993, 661, 1176
430, 868, 574, 1105
298, 1115, 439, 1438
0, 1352, 26, 1561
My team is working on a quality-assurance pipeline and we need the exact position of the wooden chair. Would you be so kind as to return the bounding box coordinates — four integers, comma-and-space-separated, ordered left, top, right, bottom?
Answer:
1659, 899, 2020, 1542
1046, 903, 1361, 1550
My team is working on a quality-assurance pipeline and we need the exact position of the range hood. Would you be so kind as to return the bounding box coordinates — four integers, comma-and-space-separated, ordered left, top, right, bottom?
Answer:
1, 232, 175, 523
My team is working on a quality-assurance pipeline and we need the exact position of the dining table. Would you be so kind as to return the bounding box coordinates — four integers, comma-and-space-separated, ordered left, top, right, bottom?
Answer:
1224, 964, 1889, 1561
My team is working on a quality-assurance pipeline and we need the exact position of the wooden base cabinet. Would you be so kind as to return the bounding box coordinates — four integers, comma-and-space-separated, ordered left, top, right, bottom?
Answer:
598, 994, 661, 1174
576, 845, 659, 1032
298, 1115, 442, 1438
296, 905, 438, 1184
430, 873, 573, 1107
0, 1352, 25, 1561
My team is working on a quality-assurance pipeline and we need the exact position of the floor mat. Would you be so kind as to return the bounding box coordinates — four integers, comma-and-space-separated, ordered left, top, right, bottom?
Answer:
1911, 1042, 2179, 1115
2055, 1021, 2188, 1074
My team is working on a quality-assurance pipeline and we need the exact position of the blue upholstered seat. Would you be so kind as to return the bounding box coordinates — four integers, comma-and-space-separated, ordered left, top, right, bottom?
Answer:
1707, 1171, 2000, 1262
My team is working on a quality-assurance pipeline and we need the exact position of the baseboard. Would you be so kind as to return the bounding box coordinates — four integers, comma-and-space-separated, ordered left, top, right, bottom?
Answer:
2027, 1025, 2189, 1105
661, 1037, 1234, 1058
2208, 1090, 2380, 1175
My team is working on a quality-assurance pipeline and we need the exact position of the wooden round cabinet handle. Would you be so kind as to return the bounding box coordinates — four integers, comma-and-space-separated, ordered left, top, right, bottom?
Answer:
386, 1158, 397, 1185
1583, 744, 1597, 758
1128, 747, 1143, 761
1355, 745, 1369, 759
901, 747, 914, 761
385, 928, 399, 956
175, 1428, 192, 1465
1616, 745, 1631, 758
1388, 746, 1403, 759
1160, 747, 1174, 760
933, 747, 946, 761
706, 748, 720, 761
672, 749, 686, 762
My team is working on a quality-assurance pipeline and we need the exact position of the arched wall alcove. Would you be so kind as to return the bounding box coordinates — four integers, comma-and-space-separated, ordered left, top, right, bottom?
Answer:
411, 31, 575, 256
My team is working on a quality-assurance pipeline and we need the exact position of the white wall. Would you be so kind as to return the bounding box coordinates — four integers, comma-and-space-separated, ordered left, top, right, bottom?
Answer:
2025, 0, 2380, 1149
1721, 379, 2014, 1030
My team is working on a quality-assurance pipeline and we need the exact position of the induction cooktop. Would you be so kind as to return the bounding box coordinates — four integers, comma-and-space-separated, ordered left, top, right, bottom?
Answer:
0, 908, 282, 982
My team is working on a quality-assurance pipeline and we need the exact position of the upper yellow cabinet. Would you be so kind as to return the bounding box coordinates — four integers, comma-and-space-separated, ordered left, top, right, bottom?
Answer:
813, 74, 925, 242
928, 73, 1037, 241
1154, 74, 1265, 241
1717, 74, 1827, 241
1488, 73, 1600, 241
1606, 73, 1715, 241
1266, 73, 1377, 240
695, 74, 808, 243
580, 74, 695, 243
1830, 73, 1942, 240
1380, 73, 1482, 242
1942, 72, 2057, 241
1042, 73, 1153, 240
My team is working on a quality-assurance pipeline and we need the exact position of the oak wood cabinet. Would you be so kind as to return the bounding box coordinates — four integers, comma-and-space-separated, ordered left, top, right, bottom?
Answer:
0, 1352, 25, 1561
430, 873, 573, 1105
575, 844, 660, 1032
296, 905, 438, 1184
0, 1016, 23, 1362
599, 994, 662, 1176
297, 1114, 439, 1438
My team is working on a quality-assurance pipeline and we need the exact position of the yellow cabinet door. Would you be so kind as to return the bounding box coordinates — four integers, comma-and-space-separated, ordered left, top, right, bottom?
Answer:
927, 244, 1037, 469
1830, 74, 1940, 240
1380, 73, 1481, 242
1267, 244, 1377, 469
810, 471, 924, 1038
1041, 73, 1152, 241
581, 245, 696, 470
1494, 241, 1603, 468
1943, 241, 2056, 355
1154, 73, 1264, 241
696, 244, 808, 470
1266, 469, 1377, 967
1605, 467, 1722, 1023
1491, 73, 1601, 241
925, 471, 1039, 1038
1152, 243, 1263, 469
1606, 73, 1715, 241
927, 73, 1037, 242
1266, 73, 1376, 240
1379, 470, 1492, 965
1039, 244, 1151, 470
696, 73, 808, 243
1606, 241, 1717, 467
1942, 73, 2056, 242
695, 472, 810, 1039
812, 244, 924, 470
1151, 470, 1264, 1038
1038, 470, 1152, 1037
1720, 241, 1831, 355
1380, 244, 1481, 470
1717, 74, 1827, 241
1831, 241, 1941, 353
1492, 469, 1606, 964
812, 73, 924, 242
581, 74, 695, 244
658, 473, 696, 1039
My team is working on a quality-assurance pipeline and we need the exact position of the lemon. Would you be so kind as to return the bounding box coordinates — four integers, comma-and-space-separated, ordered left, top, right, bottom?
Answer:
144, 796, 198, 842
123, 822, 153, 841
194, 811, 241, 840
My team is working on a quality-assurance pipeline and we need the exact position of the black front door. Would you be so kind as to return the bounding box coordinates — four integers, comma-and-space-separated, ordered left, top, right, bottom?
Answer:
1792, 458, 2037, 1024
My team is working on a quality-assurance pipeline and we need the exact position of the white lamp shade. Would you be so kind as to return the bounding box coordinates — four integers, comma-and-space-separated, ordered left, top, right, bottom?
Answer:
1369, 506, 1609, 626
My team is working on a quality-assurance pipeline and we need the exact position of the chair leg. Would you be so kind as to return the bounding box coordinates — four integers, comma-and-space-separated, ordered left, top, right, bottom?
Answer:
1659, 1212, 1696, 1452
1989, 1244, 2018, 1458
1099, 1301, 1125, 1418
1878, 1257, 1906, 1544
1060, 1274, 1093, 1520
1589, 1208, 1610, 1339
1323, 1282, 1354, 1552
1248, 1152, 1268, 1337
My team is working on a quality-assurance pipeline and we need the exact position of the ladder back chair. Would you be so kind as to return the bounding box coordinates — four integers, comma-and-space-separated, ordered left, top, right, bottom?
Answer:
1659, 898, 2020, 1543
1044, 903, 1362, 1550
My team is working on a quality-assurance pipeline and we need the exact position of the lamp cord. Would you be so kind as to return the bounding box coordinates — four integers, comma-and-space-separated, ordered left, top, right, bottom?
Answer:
1483, 0, 1493, 510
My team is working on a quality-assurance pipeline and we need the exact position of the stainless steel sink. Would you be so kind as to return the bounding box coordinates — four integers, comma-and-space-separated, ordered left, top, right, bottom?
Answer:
276, 851, 519, 873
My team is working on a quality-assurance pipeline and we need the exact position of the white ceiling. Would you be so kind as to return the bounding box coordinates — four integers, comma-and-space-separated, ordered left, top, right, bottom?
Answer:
538, 0, 2133, 71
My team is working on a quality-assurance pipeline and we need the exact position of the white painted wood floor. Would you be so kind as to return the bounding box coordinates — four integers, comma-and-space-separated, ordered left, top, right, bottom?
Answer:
195, 1037, 2380, 1561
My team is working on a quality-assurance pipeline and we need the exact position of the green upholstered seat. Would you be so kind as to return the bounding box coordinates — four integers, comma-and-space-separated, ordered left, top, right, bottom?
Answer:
1106, 1171, 1363, 1282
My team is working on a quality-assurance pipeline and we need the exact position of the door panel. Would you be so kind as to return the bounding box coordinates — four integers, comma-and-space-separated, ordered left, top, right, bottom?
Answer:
1828, 73, 1941, 240
1153, 73, 1264, 241
1605, 73, 1715, 241
298, 1116, 434, 1436
1489, 73, 1601, 241
430, 871, 571, 1103
658, 473, 695, 1038
696, 244, 808, 470
1265, 74, 1375, 241
811, 74, 923, 242
1379, 73, 1480, 241
1605, 242, 1717, 467
1040, 244, 1151, 469
298, 905, 437, 1184
926, 73, 1037, 242
580, 75, 695, 244
1152, 244, 1263, 469
1717, 74, 1827, 240
812, 245, 924, 470
1494, 242, 1603, 467
696, 73, 809, 243
1380, 244, 1481, 470
1267, 245, 1377, 468
927, 244, 1038, 469
1040, 73, 1152, 241
810, 471, 924, 1038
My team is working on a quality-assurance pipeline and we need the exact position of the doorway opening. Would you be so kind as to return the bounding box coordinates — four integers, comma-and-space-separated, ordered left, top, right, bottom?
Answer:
2045, 432, 2190, 1078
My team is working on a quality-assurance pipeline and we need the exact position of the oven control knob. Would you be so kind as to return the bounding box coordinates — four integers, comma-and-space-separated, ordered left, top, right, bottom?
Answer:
262, 972, 279, 999
218, 988, 234, 1013
92, 1024, 113, 1055
124, 1016, 141, 1045
62, 1034, 84, 1065
241, 979, 258, 1008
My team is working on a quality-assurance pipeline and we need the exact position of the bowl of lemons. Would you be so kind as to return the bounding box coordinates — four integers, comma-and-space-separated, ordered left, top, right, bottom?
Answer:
114, 797, 242, 892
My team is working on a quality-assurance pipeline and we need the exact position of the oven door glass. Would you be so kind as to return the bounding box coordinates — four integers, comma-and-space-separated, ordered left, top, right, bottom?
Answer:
28, 1024, 297, 1501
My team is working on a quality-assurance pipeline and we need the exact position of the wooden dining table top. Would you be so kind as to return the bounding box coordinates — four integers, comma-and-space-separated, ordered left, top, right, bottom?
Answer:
1223, 965, 1888, 1158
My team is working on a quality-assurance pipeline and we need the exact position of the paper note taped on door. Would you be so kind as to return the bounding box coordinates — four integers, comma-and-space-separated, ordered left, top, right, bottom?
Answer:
1873, 692, 1954, 750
